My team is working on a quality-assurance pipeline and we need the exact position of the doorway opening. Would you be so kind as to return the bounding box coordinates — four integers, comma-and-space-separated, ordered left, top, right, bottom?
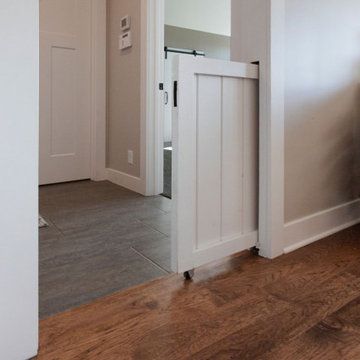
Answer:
38, 0, 172, 319
38, 0, 237, 320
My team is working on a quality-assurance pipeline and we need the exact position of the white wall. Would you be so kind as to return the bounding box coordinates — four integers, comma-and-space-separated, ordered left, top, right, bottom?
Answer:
0, 1, 39, 359
285, 0, 360, 222
232, 0, 360, 255
283, 0, 360, 252
165, 0, 231, 36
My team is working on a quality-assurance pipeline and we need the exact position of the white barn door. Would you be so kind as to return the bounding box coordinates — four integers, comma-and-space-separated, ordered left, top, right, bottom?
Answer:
39, 0, 92, 185
172, 56, 259, 274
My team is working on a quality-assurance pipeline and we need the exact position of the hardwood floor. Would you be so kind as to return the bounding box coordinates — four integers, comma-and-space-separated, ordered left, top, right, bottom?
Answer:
37, 225, 360, 359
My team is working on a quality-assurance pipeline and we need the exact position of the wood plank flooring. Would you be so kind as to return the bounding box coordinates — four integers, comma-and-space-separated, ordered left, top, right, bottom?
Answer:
37, 224, 360, 359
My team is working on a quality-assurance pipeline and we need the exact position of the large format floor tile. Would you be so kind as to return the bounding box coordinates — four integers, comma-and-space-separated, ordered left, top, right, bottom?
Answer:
132, 234, 172, 272
140, 212, 172, 236
39, 180, 172, 318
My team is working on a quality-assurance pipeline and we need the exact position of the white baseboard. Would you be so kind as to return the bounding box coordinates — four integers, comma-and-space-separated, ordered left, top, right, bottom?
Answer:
284, 199, 360, 254
106, 168, 145, 195
91, 168, 108, 182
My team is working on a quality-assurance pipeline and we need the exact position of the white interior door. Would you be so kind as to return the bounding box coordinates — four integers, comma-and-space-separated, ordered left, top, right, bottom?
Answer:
172, 56, 259, 273
39, 0, 92, 185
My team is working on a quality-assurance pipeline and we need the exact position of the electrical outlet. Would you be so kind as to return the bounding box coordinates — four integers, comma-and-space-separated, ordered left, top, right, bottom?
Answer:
128, 150, 134, 165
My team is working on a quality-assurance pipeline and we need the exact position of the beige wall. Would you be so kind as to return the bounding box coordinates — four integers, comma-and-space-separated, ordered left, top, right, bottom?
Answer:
107, 0, 141, 176
231, 0, 360, 255
284, 0, 360, 222
231, 0, 268, 65
232, 0, 360, 224
165, 25, 230, 60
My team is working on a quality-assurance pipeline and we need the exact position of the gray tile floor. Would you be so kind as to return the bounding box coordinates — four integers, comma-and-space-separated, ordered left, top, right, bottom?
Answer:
163, 144, 172, 198
39, 180, 172, 319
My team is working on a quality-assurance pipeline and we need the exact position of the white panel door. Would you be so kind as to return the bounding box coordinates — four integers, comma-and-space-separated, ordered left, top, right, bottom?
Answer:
39, 0, 92, 185
172, 56, 259, 273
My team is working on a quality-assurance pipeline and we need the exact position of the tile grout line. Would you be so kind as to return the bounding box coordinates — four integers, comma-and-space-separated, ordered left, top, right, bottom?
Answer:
135, 218, 170, 238
40, 215, 66, 236
130, 246, 171, 274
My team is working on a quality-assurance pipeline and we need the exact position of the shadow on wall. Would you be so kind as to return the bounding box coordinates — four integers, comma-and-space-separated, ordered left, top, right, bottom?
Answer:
285, 60, 360, 223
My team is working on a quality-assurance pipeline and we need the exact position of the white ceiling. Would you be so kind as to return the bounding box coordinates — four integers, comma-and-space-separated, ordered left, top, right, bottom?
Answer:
165, 0, 231, 37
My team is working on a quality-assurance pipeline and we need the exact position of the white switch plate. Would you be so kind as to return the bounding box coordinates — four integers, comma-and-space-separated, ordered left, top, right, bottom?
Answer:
119, 31, 132, 50
120, 15, 131, 31
128, 150, 134, 165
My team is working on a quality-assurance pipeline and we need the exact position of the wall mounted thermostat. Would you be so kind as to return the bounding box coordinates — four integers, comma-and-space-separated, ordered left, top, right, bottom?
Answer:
119, 31, 132, 50
120, 15, 131, 31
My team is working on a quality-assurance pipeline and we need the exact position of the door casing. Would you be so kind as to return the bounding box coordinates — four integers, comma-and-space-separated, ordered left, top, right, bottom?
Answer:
89, 0, 107, 181
143, 0, 286, 258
